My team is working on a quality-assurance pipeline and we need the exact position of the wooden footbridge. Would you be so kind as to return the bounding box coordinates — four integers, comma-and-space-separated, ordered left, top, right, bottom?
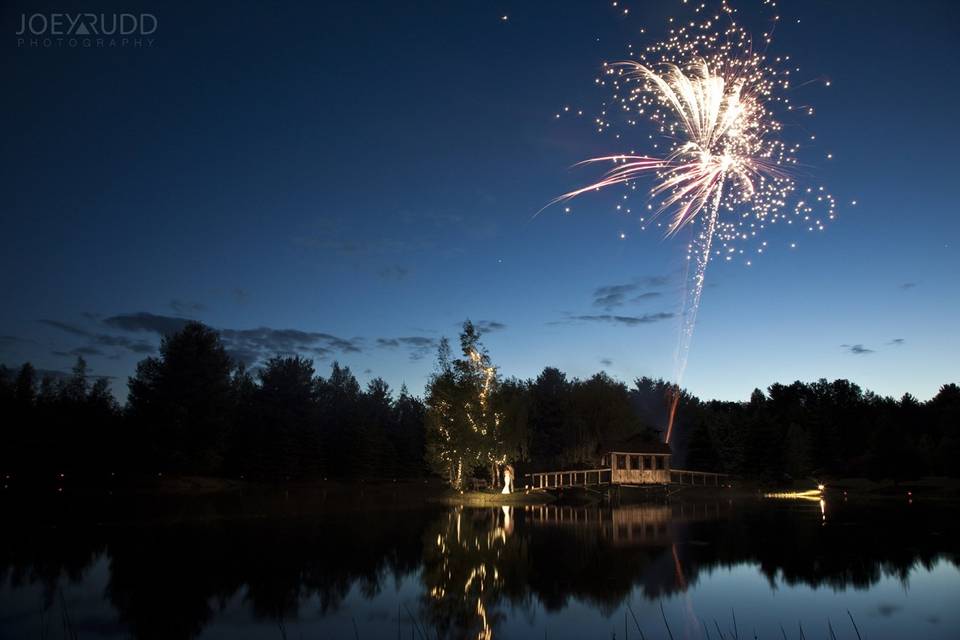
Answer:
523, 436, 729, 492
524, 467, 729, 490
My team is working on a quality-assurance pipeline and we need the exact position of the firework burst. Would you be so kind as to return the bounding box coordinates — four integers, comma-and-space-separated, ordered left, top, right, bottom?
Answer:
554, 0, 839, 442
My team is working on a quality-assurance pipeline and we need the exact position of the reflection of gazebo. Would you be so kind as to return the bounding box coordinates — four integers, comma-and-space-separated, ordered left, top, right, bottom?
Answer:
600, 436, 672, 485
525, 502, 731, 546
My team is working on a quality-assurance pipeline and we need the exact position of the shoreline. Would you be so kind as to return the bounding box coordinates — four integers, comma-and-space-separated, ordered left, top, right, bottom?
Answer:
4, 474, 958, 508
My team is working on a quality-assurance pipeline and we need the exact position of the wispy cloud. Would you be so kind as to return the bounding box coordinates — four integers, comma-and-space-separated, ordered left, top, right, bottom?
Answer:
103, 313, 191, 336
53, 346, 106, 358
446, 320, 507, 335
475, 320, 507, 334
376, 336, 437, 361
40, 319, 157, 355
219, 327, 362, 366
568, 312, 674, 327
592, 276, 670, 310
44, 313, 365, 368
170, 299, 206, 314
39, 319, 92, 337
841, 343, 874, 355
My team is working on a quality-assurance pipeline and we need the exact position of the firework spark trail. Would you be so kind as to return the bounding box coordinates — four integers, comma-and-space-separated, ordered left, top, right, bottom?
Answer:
668, 181, 722, 442
553, 0, 839, 443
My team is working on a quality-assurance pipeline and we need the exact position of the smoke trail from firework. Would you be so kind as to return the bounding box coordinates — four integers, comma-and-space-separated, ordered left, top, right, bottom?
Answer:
554, 0, 838, 442
668, 180, 723, 442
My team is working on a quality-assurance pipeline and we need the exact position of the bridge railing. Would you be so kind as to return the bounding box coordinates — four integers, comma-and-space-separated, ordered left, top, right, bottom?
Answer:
524, 468, 611, 490
669, 468, 730, 486
525, 467, 729, 489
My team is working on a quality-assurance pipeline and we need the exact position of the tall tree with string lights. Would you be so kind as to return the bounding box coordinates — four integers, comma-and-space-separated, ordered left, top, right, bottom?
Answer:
424, 321, 504, 490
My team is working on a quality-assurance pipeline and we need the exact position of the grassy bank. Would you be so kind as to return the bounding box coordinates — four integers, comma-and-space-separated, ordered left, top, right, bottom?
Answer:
433, 489, 558, 506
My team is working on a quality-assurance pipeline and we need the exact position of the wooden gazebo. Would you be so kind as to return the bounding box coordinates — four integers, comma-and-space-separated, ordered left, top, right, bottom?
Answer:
524, 436, 728, 490
600, 435, 672, 485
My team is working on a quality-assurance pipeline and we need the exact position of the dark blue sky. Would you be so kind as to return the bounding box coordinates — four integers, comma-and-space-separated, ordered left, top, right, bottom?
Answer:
2, 0, 958, 401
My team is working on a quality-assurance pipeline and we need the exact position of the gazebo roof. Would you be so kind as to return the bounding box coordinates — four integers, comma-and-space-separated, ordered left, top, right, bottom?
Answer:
605, 434, 672, 455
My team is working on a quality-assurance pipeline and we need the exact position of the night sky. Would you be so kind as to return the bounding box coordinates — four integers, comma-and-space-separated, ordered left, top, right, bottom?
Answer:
2, 1, 958, 402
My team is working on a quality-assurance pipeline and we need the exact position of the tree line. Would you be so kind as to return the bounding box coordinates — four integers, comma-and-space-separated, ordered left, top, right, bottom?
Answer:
0, 322, 426, 481
1, 319, 957, 484
685, 379, 960, 480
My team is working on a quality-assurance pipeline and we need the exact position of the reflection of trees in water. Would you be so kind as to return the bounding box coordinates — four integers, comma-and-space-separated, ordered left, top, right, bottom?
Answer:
527, 500, 960, 602
0, 524, 105, 609
681, 503, 960, 591
1, 499, 958, 639
107, 510, 433, 639
0, 501, 438, 640
419, 506, 528, 639
417, 501, 960, 636
416, 503, 744, 635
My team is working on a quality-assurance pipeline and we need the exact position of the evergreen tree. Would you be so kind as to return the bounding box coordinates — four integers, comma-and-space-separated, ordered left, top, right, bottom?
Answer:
127, 322, 234, 475
566, 372, 643, 465
393, 384, 427, 477
686, 418, 719, 471
317, 361, 363, 477
14, 362, 37, 406
528, 367, 571, 469
783, 423, 812, 479
255, 355, 318, 478
494, 378, 531, 468
358, 377, 394, 477
225, 363, 259, 475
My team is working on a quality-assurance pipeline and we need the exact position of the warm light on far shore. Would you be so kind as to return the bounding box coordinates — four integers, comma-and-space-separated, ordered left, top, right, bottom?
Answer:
764, 483, 825, 502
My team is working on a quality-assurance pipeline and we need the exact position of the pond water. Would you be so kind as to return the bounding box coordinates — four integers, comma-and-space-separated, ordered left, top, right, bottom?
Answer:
1, 490, 958, 639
